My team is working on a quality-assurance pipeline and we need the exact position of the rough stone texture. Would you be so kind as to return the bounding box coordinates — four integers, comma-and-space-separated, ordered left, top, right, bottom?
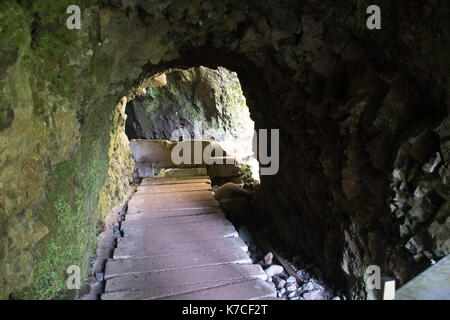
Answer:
0, 0, 449, 299
390, 127, 450, 265
215, 182, 251, 200
0, 0, 135, 299
215, 181, 253, 225
126, 67, 253, 144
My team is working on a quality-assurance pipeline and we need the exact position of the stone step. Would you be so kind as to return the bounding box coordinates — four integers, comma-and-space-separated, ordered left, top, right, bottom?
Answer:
102, 279, 236, 300
127, 199, 220, 213
123, 212, 226, 228
140, 180, 212, 186
118, 224, 238, 246
136, 183, 212, 194
125, 207, 223, 219
142, 175, 209, 181
156, 279, 277, 300
113, 237, 248, 259
155, 167, 207, 177
141, 177, 210, 186
129, 191, 214, 203
122, 217, 235, 235
105, 247, 252, 279
104, 174, 270, 300
103, 264, 267, 297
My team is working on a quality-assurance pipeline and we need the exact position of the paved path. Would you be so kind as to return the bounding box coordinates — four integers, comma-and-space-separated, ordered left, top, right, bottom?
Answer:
101, 175, 276, 300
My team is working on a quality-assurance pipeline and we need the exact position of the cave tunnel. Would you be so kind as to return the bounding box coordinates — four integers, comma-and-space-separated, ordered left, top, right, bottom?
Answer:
123, 66, 260, 183
0, 0, 449, 303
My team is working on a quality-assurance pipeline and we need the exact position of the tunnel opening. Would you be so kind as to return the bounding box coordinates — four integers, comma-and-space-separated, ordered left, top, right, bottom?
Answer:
124, 66, 260, 185
114, 65, 344, 300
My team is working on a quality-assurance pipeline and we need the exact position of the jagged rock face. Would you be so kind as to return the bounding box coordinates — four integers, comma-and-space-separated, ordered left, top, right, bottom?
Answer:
126, 67, 253, 144
0, 0, 449, 299
390, 124, 450, 261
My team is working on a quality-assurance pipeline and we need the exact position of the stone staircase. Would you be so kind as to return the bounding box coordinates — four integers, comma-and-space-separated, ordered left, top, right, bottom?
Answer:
101, 174, 276, 300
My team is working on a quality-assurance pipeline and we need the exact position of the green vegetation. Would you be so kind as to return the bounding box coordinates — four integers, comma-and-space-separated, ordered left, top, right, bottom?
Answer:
0, 1, 30, 52
20, 137, 109, 299
16, 93, 134, 299
2, 0, 132, 298
139, 67, 253, 142
13, 0, 98, 61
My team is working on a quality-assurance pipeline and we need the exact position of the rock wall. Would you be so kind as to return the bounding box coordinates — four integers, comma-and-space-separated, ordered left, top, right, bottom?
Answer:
0, 0, 135, 299
126, 67, 253, 144
0, 0, 449, 299
390, 123, 450, 262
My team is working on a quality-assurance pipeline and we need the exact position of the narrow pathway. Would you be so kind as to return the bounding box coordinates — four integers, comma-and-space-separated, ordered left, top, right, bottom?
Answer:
101, 175, 277, 300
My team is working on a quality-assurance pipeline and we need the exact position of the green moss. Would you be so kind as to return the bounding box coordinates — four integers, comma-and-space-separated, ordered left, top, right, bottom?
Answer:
16, 94, 134, 299
0, 1, 30, 51
24, 195, 83, 299
1, 0, 127, 300
18, 134, 110, 299
17, 0, 98, 60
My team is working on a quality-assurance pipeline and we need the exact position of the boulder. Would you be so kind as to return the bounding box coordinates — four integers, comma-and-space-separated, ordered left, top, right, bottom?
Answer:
264, 252, 273, 265
214, 182, 251, 200
303, 289, 326, 300
264, 265, 284, 277
208, 162, 240, 178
